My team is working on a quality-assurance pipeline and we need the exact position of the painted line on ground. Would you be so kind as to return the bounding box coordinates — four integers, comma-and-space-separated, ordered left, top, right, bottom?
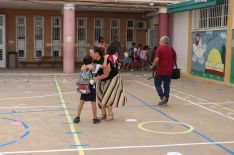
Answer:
134, 80, 234, 121
135, 77, 234, 113
0, 106, 62, 109
0, 92, 76, 102
54, 77, 84, 155
130, 81, 234, 154
1, 141, 234, 154
65, 132, 82, 134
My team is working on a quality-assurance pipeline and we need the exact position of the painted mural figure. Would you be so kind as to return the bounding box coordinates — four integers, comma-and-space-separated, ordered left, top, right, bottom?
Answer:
191, 31, 226, 81
192, 34, 206, 66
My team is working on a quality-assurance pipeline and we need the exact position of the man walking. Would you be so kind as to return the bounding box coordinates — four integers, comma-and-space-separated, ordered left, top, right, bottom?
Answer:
152, 36, 177, 106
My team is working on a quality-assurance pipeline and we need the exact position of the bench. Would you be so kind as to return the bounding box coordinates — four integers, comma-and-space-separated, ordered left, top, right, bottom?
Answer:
19, 56, 63, 67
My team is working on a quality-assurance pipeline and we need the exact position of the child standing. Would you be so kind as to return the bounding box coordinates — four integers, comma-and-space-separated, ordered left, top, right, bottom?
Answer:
140, 46, 149, 70
122, 47, 131, 71
74, 55, 101, 124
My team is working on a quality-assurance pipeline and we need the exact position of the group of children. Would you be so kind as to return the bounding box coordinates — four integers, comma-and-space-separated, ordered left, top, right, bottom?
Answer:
122, 42, 153, 71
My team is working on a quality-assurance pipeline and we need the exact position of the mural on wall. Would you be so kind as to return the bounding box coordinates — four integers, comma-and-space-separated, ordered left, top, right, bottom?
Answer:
191, 30, 226, 81
231, 31, 234, 84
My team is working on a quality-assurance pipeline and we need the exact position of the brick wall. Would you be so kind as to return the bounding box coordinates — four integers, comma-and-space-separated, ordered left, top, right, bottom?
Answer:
0, 8, 148, 62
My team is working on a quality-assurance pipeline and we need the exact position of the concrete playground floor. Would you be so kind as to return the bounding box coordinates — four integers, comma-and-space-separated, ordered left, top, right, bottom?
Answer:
0, 69, 234, 155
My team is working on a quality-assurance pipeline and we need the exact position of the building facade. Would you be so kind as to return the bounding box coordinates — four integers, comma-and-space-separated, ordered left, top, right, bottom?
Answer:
0, 0, 177, 72
169, 0, 234, 85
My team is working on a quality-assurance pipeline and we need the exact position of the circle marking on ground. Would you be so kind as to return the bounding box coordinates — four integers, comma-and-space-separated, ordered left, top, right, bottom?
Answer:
138, 121, 194, 134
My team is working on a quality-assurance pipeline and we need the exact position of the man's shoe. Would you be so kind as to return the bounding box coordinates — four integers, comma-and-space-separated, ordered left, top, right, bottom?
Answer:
93, 118, 101, 124
73, 116, 80, 124
158, 97, 168, 106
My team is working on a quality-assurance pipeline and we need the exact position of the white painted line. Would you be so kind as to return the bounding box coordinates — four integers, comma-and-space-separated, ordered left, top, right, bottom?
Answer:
0, 105, 62, 109
195, 102, 234, 105
167, 152, 183, 155
126, 119, 137, 122
1, 141, 234, 154
0, 92, 76, 102
134, 81, 234, 121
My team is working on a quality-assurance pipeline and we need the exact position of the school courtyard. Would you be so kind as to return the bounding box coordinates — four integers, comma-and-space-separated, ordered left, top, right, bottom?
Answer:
0, 0, 234, 155
0, 70, 233, 155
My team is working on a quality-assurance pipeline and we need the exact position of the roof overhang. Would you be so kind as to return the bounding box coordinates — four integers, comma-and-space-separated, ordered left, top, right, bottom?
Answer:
0, 0, 179, 13
168, 0, 225, 13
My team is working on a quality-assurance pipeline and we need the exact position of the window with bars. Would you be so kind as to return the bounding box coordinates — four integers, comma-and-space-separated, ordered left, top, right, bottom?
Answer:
0, 29, 2, 44
34, 16, 44, 58
0, 16, 3, 26
110, 19, 120, 42
78, 18, 86, 41
94, 18, 103, 41
0, 49, 2, 60
127, 20, 134, 42
16, 16, 26, 58
193, 0, 228, 30
51, 17, 61, 57
52, 17, 61, 41
77, 18, 87, 61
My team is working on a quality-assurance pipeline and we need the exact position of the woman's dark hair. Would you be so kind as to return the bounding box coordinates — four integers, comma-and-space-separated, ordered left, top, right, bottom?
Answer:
107, 45, 116, 55
98, 36, 104, 43
83, 55, 93, 65
143, 46, 149, 50
132, 42, 136, 47
93, 46, 104, 56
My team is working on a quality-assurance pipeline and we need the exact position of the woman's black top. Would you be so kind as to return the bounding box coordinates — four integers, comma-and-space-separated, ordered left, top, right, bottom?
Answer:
95, 56, 118, 81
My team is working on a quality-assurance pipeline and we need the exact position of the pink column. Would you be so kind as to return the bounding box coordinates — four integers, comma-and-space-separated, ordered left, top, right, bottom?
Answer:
63, 3, 75, 74
158, 7, 169, 43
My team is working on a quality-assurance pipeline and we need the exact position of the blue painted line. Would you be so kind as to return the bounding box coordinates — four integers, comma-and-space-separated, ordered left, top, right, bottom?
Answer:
0, 109, 63, 115
20, 131, 30, 139
0, 141, 17, 147
59, 114, 77, 117
65, 132, 82, 134
21, 122, 29, 129
0, 112, 12, 115
2, 117, 17, 122
127, 92, 234, 155
0, 117, 30, 147
70, 144, 89, 147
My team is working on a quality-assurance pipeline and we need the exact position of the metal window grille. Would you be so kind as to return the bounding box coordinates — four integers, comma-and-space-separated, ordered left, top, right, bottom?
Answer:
0, 49, 2, 60
18, 50, 25, 57
52, 17, 61, 57
16, 16, 26, 58
110, 19, 120, 42
52, 17, 61, 41
127, 20, 134, 42
0, 16, 3, 26
34, 16, 44, 58
78, 18, 86, 41
193, 0, 228, 30
52, 50, 59, 57
94, 18, 103, 41
0, 29, 2, 44
77, 18, 87, 61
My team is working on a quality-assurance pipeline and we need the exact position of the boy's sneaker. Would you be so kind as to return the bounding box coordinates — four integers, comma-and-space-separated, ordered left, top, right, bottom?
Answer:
73, 116, 80, 124
93, 118, 101, 124
158, 97, 168, 106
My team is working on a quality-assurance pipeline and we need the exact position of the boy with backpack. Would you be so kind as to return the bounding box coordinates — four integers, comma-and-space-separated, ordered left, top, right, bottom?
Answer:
74, 55, 101, 124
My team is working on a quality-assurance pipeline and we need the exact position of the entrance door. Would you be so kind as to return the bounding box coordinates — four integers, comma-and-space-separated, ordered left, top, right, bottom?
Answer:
0, 15, 6, 68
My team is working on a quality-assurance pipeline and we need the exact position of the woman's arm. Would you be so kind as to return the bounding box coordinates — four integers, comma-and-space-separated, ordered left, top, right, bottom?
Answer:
93, 58, 110, 81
